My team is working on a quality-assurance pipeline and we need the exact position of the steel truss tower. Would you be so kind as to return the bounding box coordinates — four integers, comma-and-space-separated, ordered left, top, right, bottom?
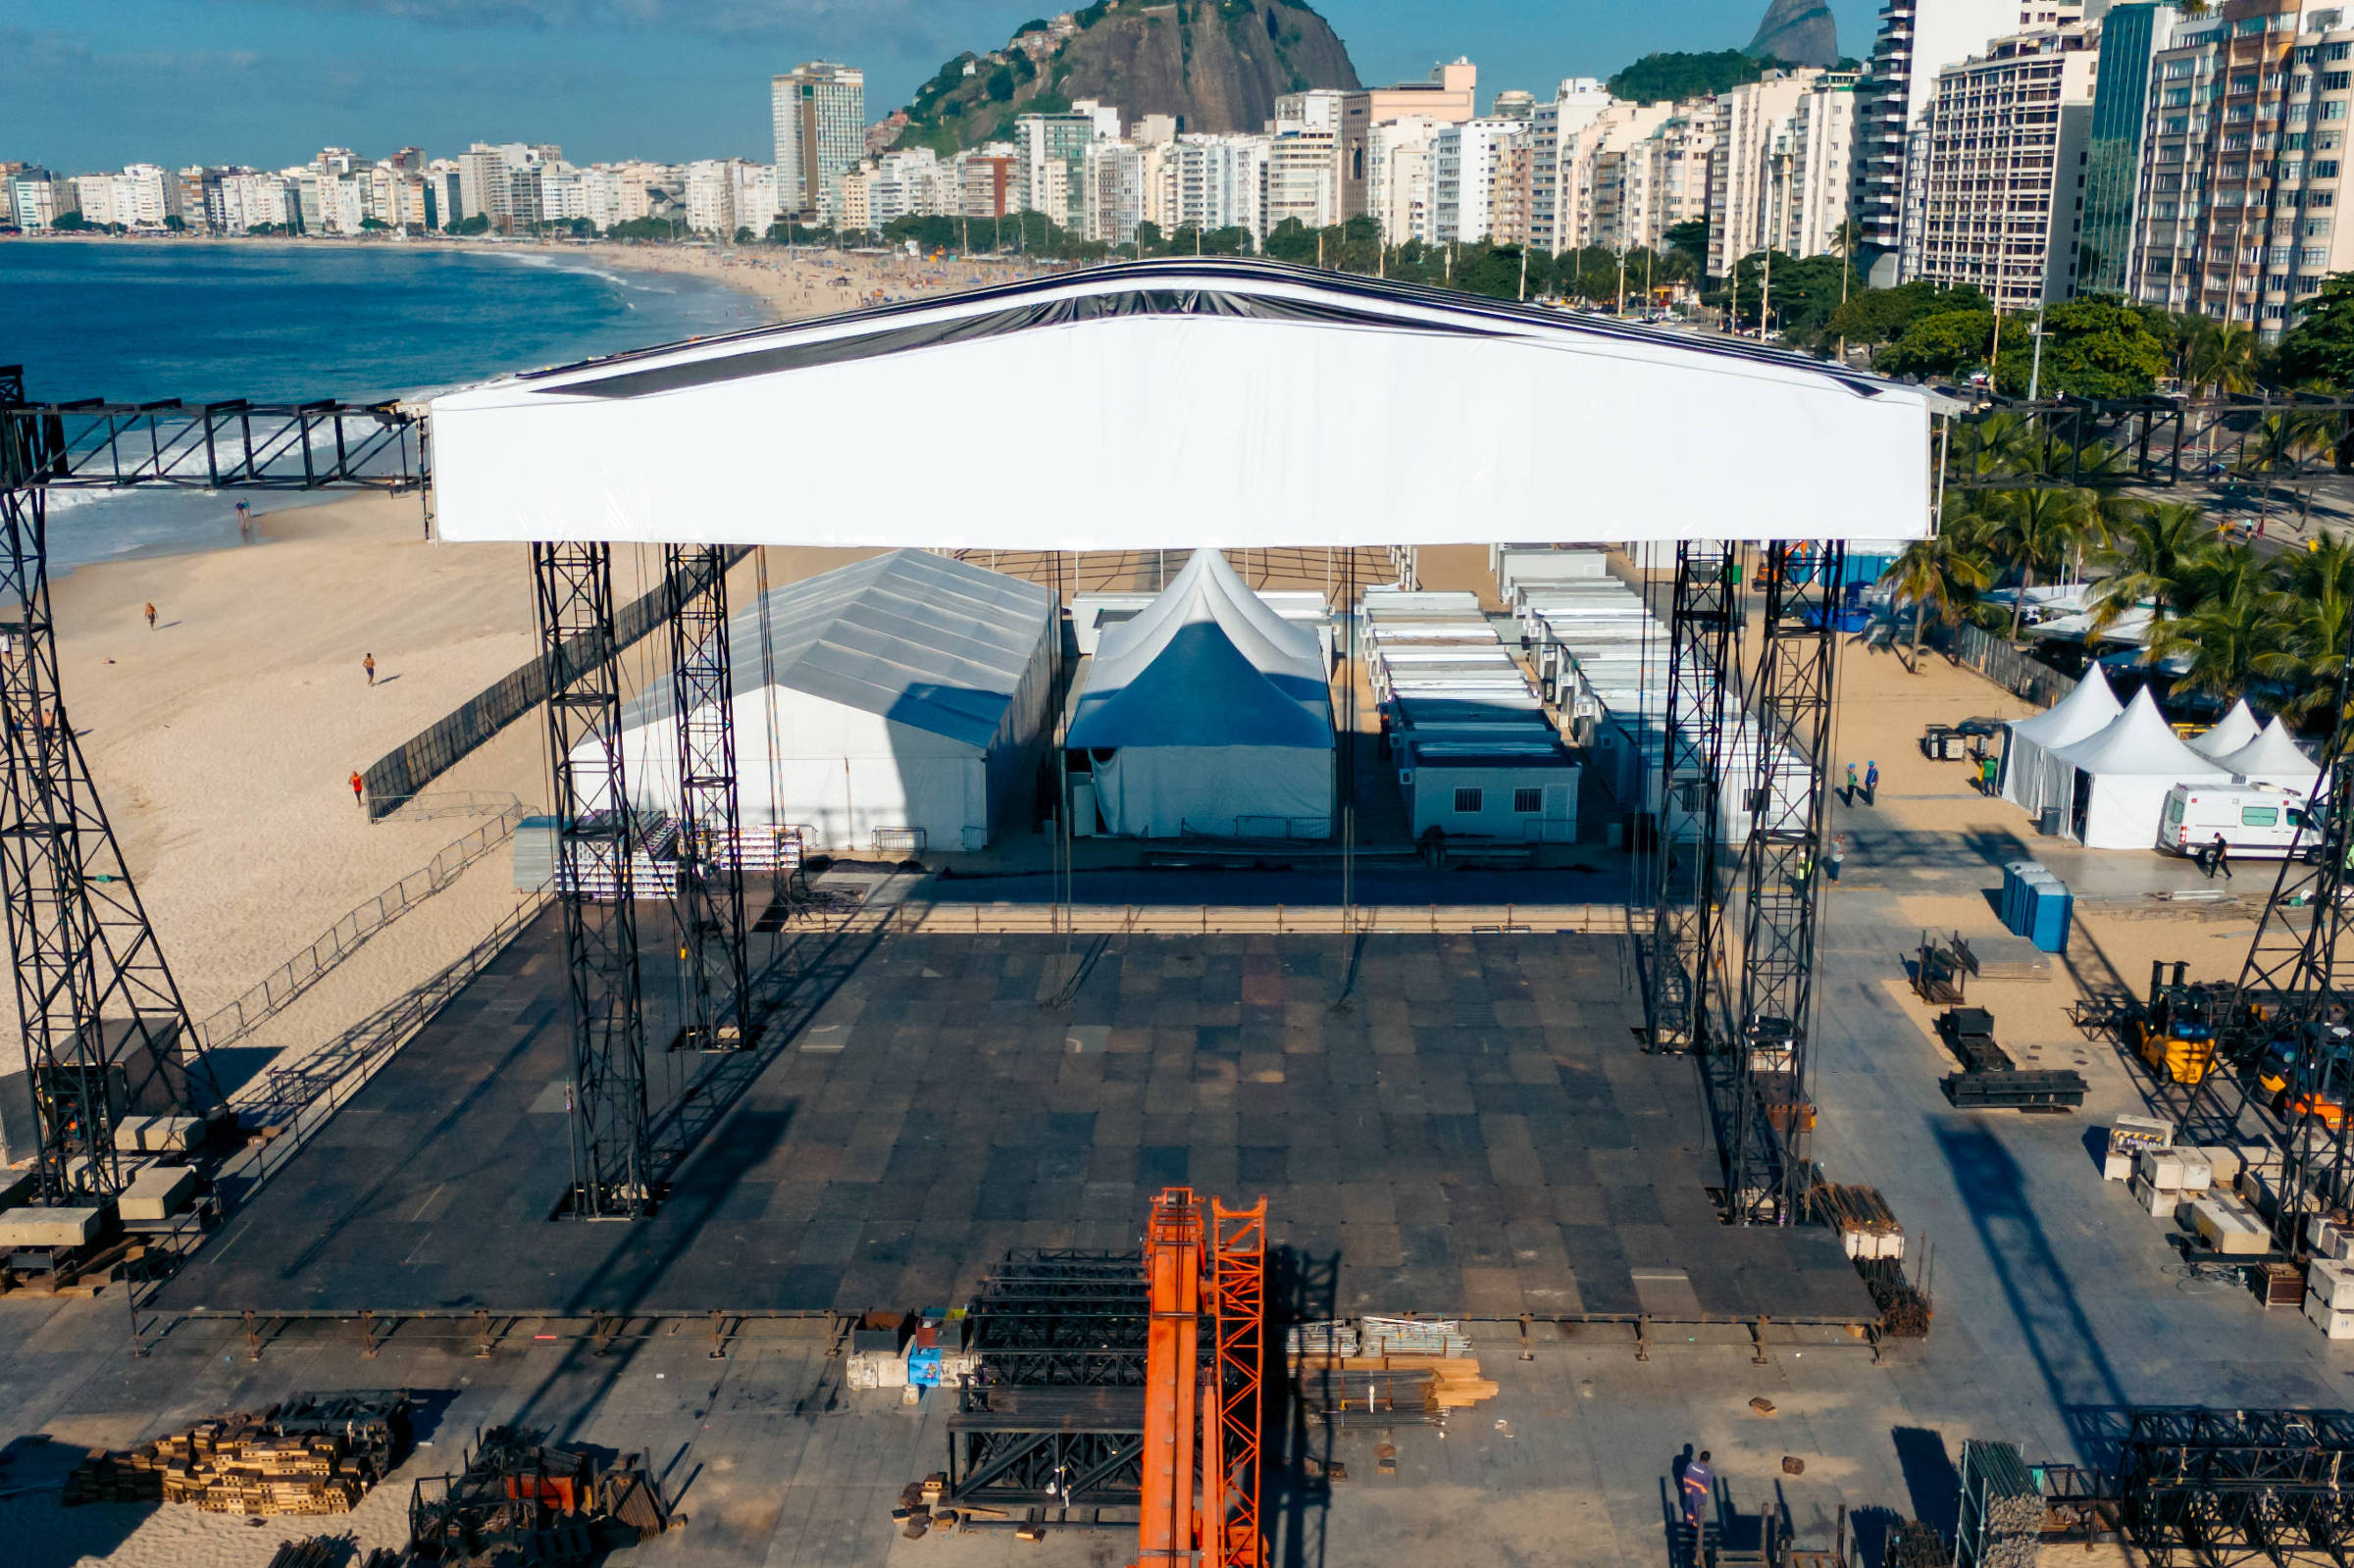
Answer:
661, 545, 750, 1054
534, 542, 652, 1219
0, 373, 419, 1204
2120, 1407, 2354, 1568
1647, 542, 1744, 1053
1724, 542, 1845, 1225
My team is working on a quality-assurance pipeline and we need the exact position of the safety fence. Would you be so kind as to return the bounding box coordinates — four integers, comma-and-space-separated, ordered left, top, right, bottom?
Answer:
193, 805, 529, 1051
358, 548, 749, 820
1934, 621, 2077, 710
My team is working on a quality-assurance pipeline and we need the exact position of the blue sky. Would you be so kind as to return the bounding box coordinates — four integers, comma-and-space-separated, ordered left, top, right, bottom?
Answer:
1, 1, 1883, 173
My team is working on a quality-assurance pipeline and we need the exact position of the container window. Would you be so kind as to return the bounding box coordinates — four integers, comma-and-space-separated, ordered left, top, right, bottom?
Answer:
1513, 787, 1543, 813
1454, 787, 1483, 814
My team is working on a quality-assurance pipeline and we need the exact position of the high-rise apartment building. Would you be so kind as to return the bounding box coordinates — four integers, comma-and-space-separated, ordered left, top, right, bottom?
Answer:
1266, 126, 1341, 231
1157, 134, 1268, 237
1708, 74, 1824, 273
2129, 0, 2354, 334
772, 61, 866, 221
2079, 5, 2180, 295
1852, 0, 2071, 281
1777, 74, 1861, 257
1913, 26, 2098, 309
1016, 112, 1099, 229
1338, 60, 1480, 219
1367, 116, 1447, 243
1084, 140, 1148, 245
955, 147, 1021, 219
1527, 78, 1618, 253
1554, 102, 1678, 254
1431, 118, 1528, 242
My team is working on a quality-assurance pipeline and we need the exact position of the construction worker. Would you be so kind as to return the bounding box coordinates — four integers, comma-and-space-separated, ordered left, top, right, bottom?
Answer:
1681, 1449, 1714, 1551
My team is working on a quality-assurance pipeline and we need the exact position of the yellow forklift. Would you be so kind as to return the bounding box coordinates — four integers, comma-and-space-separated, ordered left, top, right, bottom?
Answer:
2138, 961, 2220, 1086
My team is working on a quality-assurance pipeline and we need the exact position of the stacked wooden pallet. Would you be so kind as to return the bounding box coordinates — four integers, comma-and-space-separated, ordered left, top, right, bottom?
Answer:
67, 1393, 409, 1516
61, 1450, 165, 1505
1293, 1353, 1499, 1420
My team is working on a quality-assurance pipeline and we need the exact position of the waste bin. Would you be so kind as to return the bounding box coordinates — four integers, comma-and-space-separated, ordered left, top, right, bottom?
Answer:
2038, 805, 2064, 836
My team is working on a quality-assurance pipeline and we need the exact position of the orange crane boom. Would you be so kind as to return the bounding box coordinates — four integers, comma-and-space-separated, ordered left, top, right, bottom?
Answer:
1137, 1187, 1203, 1568
1135, 1187, 1266, 1568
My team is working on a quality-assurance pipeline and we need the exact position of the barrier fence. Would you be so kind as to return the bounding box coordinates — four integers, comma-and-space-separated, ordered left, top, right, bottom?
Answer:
781, 902, 1629, 936
1933, 620, 2076, 710
359, 547, 749, 820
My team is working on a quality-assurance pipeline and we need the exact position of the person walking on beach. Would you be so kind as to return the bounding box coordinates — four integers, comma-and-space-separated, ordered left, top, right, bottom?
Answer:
349, 771, 364, 811
143, 602, 156, 631
1845, 761, 1859, 806
1864, 760, 1880, 806
363, 652, 376, 687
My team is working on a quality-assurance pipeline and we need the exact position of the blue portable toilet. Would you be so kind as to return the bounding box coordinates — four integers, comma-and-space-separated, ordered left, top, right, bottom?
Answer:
2011, 866, 2055, 936
1999, 861, 2035, 933
2027, 876, 2073, 953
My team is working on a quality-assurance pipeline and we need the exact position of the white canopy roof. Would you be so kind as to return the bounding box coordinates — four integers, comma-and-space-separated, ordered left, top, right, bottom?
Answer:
2009, 663, 2122, 749
2053, 686, 2228, 780
1068, 547, 1330, 750
2216, 718, 2320, 785
2186, 698, 2261, 760
427, 258, 1933, 550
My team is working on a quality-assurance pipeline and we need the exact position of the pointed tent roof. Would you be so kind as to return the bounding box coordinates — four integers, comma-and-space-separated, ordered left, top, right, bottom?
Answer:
2052, 685, 2231, 779
1069, 551, 1331, 751
2216, 718, 2320, 785
2009, 663, 2122, 749
2187, 698, 2261, 759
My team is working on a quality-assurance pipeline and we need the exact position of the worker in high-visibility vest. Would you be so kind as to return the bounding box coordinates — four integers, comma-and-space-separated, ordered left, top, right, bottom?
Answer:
1681, 1449, 1714, 1543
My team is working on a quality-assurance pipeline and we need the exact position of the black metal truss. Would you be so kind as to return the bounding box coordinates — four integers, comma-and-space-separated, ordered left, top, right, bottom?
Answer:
0, 374, 424, 1204
1723, 541, 1844, 1227
0, 388, 422, 491
1945, 392, 2354, 494
533, 542, 652, 1219
661, 545, 751, 1054
1646, 541, 1744, 1054
944, 1421, 1146, 1509
965, 1250, 1149, 1387
2121, 1408, 2354, 1568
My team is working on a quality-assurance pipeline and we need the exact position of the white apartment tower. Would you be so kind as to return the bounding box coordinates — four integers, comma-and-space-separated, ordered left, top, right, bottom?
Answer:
2130, 0, 2354, 333
1708, 73, 1824, 274
773, 61, 866, 222
1913, 27, 2098, 308
1527, 79, 1616, 254
1431, 117, 1528, 242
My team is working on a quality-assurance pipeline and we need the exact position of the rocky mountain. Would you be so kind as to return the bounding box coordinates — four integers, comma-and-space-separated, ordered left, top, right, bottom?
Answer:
1746, 0, 1841, 69
892, 0, 1360, 155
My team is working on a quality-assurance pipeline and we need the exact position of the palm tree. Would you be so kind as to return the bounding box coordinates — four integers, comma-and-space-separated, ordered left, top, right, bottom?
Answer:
1980, 485, 2108, 641
2186, 319, 2260, 400
2153, 587, 2287, 703
2087, 501, 2204, 632
1884, 531, 1994, 666
1952, 411, 2046, 484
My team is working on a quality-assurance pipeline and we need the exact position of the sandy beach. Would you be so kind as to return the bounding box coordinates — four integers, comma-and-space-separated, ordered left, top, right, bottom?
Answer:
562, 237, 1050, 322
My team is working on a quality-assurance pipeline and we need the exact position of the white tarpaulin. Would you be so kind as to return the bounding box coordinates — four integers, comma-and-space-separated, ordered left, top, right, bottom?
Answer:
2000, 664, 2121, 822
2051, 686, 2229, 850
2215, 718, 2320, 793
428, 259, 1934, 549
1067, 548, 1333, 838
2186, 698, 2261, 760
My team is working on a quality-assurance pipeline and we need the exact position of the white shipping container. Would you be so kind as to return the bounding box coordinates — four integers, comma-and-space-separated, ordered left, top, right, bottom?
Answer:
2307, 1291, 2354, 1340
2313, 1256, 2354, 1310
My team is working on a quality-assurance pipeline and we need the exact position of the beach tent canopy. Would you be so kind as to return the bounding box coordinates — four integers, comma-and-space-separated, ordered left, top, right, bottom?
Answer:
2216, 718, 2320, 792
1067, 548, 1333, 838
2000, 664, 2122, 820
427, 258, 1934, 550
2186, 698, 2261, 760
2051, 686, 2230, 850
589, 549, 1054, 851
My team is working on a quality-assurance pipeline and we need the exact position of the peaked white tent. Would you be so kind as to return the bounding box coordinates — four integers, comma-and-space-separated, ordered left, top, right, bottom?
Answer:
2215, 718, 2321, 794
1067, 549, 1333, 838
426, 258, 1934, 550
2050, 686, 2230, 849
2000, 664, 2122, 822
2186, 699, 2261, 760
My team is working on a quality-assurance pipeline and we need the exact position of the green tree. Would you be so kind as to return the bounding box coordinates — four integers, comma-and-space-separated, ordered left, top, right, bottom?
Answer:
1978, 485, 2107, 641
2277, 275, 2354, 388
1879, 308, 1996, 380
1608, 49, 1782, 103
2087, 501, 2205, 633
1883, 527, 1995, 666
1991, 299, 2169, 398
2151, 571, 2285, 703
2185, 318, 2260, 398
452, 213, 491, 235
1825, 279, 1989, 354
1664, 219, 1710, 275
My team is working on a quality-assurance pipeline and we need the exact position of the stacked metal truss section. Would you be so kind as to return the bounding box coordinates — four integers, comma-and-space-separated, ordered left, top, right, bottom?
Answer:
2120, 1408, 2354, 1568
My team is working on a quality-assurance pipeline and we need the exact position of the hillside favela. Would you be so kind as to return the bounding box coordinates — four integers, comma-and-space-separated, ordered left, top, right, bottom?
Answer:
22, 0, 2354, 1564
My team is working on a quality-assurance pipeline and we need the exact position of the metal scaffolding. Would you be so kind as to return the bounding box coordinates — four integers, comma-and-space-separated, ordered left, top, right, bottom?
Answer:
533, 542, 652, 1220
1645, 541, 1744, 1054
2120, 1407, 2354, 1568
1206, 1197, 1266, 1568
661, 544, 751, 1054
0, 373, 420, 1203
1725, 541, 1845, 1226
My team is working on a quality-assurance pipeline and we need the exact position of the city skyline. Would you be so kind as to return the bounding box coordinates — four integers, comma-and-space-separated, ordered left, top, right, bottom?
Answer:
0, 0, 1881, 171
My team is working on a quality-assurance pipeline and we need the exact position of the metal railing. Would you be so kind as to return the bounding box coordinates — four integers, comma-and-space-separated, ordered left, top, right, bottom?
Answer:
1934, 620, 2077, 709
794, 902, 1622, 936
193, 805, 528, 1051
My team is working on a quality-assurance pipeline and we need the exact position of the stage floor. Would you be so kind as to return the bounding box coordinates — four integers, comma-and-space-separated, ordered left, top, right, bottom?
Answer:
156, 924, 1875, 1323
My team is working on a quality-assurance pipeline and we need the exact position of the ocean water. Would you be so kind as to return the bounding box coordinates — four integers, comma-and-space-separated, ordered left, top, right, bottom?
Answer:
0, 240, 767, 570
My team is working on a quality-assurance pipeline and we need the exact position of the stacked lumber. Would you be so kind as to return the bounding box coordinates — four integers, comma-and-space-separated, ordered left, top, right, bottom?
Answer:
267, 1539, 345, 1568
66, 1392, 409, 1516
1293, 1353, 1499, 1419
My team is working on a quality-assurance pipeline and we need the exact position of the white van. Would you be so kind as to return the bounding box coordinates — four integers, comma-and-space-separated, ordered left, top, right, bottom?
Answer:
2159, 783, 2316, 860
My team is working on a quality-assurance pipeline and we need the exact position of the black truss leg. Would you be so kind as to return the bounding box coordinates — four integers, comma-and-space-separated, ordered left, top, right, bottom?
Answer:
0, 370, 220, 1204
662, 545, 751, 1055
1646, 541, 1744, 1055
1726, 541, 1844, 1226
534, 542, 652, 1219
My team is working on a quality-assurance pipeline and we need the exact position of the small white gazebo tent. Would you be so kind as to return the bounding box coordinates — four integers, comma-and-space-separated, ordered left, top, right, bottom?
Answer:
2050, 686, 2230, 849
1067, 548, 1334, 839
2186, 698, 2261, 760
2214, 718, 2321, 795
2001, 663, 2122, 822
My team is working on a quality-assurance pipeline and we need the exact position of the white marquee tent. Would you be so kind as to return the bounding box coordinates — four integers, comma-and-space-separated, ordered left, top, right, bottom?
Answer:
1066, 548, 1333, 839
2186, 698, 2261, 760
2000, 664, 2122, 823
584, 549, 1054, 852
2050, 686, 2230, 849
426, 259, 1935, 551
2214, 718, 2320, 794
